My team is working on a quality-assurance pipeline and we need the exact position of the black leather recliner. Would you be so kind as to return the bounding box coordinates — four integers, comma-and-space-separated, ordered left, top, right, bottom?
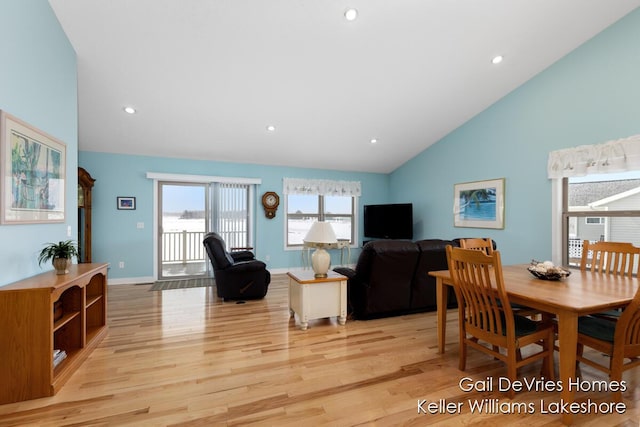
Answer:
203, 232, 270, 300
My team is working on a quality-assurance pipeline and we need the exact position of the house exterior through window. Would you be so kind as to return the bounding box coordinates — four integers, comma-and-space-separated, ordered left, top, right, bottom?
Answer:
564, 175, 640, 266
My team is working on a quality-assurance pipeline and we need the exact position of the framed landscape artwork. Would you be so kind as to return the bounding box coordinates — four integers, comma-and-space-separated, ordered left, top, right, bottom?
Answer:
0, 111, 66, 224
453, 178, 505, 229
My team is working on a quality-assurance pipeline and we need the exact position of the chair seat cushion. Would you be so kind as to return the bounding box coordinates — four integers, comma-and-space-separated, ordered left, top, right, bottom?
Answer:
478, 312, 539, 336
512, 314, 539, 336
496, 300, 531, 311
594, 309, 622, 319
511, 303, 530, 310
578, 315, 615, 342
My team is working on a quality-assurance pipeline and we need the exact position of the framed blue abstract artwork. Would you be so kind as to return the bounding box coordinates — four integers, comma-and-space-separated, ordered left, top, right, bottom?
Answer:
453, 178, 505, 229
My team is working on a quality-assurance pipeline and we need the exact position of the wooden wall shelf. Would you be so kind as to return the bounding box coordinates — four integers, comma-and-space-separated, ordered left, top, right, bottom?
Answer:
0, 263, 108, 404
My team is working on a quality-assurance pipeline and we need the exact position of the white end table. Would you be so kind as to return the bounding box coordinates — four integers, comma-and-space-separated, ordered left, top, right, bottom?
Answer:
287, 270, 347, 331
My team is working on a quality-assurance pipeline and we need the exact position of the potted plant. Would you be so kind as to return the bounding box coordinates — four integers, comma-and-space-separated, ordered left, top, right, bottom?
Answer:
38, 240, 79, 275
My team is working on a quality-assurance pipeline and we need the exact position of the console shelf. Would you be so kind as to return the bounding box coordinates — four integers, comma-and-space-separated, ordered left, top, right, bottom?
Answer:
53, 311, 80, 331
0, 263, 108, 404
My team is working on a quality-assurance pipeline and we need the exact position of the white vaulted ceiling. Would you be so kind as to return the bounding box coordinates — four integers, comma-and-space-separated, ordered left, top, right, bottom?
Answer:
48, 0, 640, 173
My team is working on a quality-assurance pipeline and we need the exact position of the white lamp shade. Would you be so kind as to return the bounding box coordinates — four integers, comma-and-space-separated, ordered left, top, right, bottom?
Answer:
303, 221, 337, 245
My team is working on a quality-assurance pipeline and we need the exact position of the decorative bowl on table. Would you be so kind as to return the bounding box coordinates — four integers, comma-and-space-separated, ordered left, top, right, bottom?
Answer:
527, 260, 571, 281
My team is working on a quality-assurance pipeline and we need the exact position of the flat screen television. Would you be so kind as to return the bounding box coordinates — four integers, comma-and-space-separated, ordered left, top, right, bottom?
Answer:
363, 203, 413, 239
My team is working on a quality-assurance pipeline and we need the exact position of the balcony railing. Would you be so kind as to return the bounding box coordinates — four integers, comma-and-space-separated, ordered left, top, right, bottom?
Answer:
568, 238, 583, 262
162, 231, 207, 264
161, 230, 249, 264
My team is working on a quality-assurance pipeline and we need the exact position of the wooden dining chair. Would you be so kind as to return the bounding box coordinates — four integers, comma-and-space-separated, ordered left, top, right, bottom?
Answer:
577, 285, 640, 402
459, 237, 494, 255
446, 246, 555, 398
580, 240, 640, 277
580, 240, 640, 319
460, 237, 542, 319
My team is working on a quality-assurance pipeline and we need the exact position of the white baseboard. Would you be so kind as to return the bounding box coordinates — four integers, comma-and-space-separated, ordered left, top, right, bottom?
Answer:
108, 276, 154, 285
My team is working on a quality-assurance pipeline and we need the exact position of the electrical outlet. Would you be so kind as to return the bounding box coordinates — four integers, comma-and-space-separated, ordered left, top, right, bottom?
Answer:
67, 225, 72, 237
265, 255, 270, 261
119, 261, 125, 268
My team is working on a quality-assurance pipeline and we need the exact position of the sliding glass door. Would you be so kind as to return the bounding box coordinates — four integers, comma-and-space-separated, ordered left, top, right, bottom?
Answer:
157, 180, 255, 280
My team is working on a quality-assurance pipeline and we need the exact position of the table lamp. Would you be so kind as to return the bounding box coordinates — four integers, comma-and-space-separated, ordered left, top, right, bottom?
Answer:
304, 221, 337, 278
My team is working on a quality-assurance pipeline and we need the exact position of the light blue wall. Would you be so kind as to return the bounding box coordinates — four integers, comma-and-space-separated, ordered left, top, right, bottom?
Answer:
5, 2, 639, 285
390, 8, 640, 265
79, 151, 389, 281
0, 0, 78, 286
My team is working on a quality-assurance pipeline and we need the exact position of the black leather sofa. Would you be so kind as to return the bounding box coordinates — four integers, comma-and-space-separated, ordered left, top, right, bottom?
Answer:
335, 238, 479, 319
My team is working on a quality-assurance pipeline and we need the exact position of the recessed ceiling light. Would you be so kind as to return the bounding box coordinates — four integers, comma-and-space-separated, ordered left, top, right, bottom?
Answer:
370, 138, 378, 144
345, 8, 358, 21
491, 55, 504, 65
266, 125, 276, 132
123, 106, 136, 114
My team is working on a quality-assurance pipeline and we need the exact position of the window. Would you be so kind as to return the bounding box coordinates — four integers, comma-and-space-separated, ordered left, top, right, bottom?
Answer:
283, 178, 361, 248
562, 173, 640, 266
286, 194, 355, 246
549, 137, 640, 266
585, 217, 604, 225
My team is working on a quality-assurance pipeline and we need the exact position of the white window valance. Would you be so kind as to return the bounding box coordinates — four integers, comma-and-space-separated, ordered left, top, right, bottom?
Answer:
283, 178, 361, 196
547, 135, 640, 179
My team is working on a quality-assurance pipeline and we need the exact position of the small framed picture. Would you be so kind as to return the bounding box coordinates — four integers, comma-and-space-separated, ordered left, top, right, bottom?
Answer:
117, 196, 136, 210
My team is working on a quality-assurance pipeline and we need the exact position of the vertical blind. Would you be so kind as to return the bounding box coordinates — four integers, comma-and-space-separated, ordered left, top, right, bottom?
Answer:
215, 182, 251, 250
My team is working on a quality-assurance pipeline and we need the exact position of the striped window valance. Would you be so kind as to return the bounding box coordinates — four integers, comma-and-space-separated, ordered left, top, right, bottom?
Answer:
283, 178, 361, 196
547, 135, 640, 179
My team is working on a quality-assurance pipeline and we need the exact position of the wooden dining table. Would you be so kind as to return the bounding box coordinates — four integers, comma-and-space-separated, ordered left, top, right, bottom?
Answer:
429, 264, 639, 425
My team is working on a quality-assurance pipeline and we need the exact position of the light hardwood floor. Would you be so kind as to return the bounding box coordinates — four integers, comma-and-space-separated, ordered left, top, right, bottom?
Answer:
1, 274, 639, 426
